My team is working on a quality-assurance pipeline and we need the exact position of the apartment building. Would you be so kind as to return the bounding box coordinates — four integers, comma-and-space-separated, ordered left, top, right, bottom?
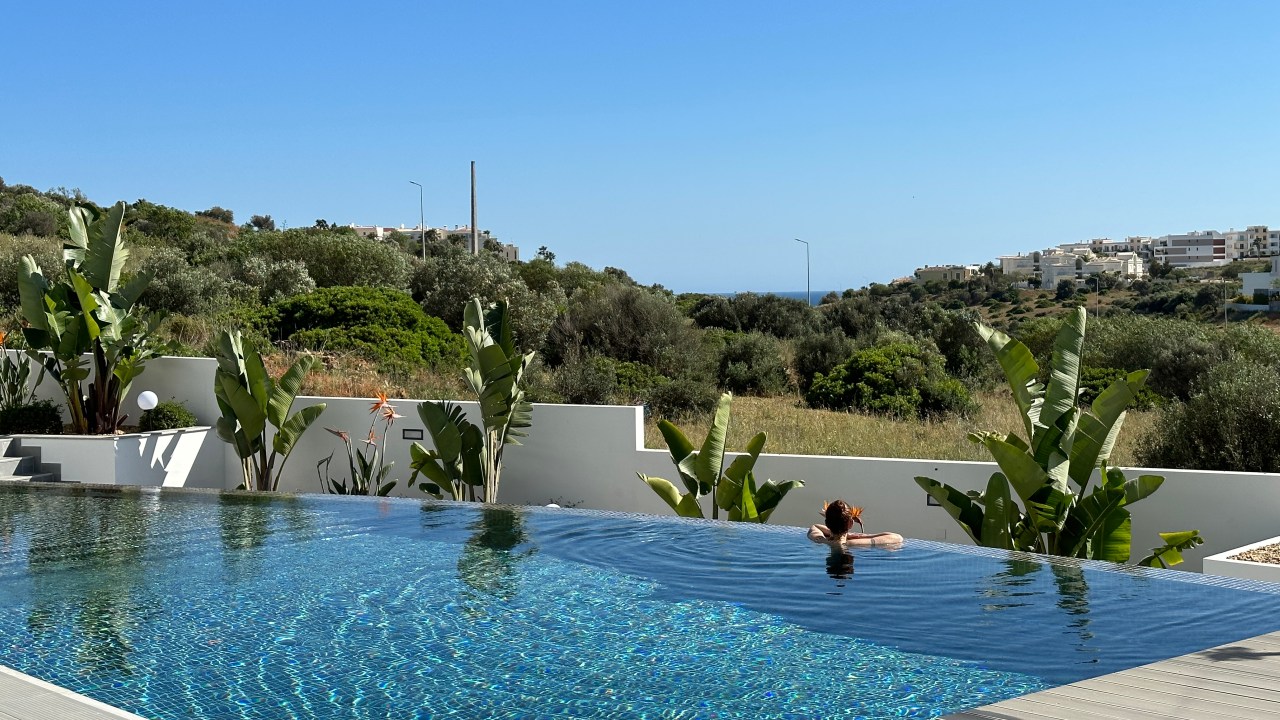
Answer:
1083, 251, 1145, 278
1152, 231, 1228, 268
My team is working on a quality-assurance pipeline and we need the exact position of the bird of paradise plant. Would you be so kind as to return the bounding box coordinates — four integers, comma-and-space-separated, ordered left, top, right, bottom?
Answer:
0, 331, 44, 412
318, 392, 401, 496
915, 307, 1202, 566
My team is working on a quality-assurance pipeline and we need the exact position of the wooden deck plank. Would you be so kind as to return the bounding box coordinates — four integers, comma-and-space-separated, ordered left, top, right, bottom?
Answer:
1084, 672, 1280, 712
947, 629, 1280, 720
0, 665, 146, 720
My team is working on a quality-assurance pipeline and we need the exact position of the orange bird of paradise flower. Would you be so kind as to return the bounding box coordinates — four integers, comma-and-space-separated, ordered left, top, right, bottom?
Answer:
369, 392, 390, 413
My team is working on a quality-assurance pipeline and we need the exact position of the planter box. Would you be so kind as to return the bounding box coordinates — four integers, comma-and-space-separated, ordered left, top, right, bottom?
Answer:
13, 427, 225, 489
1203, 536, 1280, 583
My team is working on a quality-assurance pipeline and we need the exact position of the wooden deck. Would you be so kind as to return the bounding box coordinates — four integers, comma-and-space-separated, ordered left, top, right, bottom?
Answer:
0, 665, 146, 720
947, 630, 1280, 720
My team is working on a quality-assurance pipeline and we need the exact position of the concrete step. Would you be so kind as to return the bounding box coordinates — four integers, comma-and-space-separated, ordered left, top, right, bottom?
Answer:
0, 455, 37, 475
0, 472, 58, 483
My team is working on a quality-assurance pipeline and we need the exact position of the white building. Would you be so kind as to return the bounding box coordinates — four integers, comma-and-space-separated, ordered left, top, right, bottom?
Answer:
1241, 256, 1280, 300
998, 252, 1039, 277
1082, 251, 1145, 278
1039, 251, 1083, 289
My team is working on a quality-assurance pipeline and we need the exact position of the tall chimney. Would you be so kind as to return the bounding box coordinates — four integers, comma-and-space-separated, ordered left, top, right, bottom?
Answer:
470, 161, 478, 255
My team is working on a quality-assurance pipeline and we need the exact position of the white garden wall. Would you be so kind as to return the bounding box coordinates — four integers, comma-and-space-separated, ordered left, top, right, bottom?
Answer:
10, 354, 1280, 572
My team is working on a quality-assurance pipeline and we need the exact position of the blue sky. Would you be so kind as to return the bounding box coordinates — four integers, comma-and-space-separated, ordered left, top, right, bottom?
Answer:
2, 1, 1278, 293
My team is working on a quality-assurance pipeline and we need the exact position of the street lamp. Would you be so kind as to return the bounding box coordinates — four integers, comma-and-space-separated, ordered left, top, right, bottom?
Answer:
1089, 275, 1100, 318
795, 238, 810, 306
408, 181, 426, 260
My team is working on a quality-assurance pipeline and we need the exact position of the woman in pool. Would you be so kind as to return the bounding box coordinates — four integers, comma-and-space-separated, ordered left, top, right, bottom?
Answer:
808, 500, 903, 547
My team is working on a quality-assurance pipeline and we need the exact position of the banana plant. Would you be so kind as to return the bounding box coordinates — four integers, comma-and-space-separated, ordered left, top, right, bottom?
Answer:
407, 401, 484, 500
407, 298, 533, 503
915, 307, 1202, 565
18, 202, 163, 433
213, 330, 326, 491
639, 392, 803, 523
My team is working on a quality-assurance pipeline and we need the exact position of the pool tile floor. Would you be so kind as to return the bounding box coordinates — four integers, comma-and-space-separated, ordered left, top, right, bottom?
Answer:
6, 631, 1280, 719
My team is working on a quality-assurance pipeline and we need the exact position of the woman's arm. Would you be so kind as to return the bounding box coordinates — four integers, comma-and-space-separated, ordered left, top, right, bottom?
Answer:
808, 524, 834, 543
843, 531, 904, 546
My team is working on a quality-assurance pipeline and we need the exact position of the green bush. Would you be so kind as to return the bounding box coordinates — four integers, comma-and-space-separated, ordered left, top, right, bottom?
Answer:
1084, 315, 1222, 399
806, 341, 973, 419
550, 355, 618, 405
647, 376, 718, 419
137, 247, 235, 315
545, 283, 711, 379
235, 257, 316, 304
0, 400, 63, 434
715, 331, 790, 396
0, 233, 60, 308
138, 401, 198, 431
1139, 361, 1280, 472
792, 331, 856, 394
247, 229, 411, 290
267, 286, 464, 368
412, 248, 565, 352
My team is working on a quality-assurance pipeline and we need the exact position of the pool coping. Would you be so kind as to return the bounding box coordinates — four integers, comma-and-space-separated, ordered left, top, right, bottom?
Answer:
0, 664, 148, 720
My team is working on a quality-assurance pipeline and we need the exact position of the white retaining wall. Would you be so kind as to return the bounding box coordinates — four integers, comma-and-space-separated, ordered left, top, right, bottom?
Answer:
10, 355, 1280, 572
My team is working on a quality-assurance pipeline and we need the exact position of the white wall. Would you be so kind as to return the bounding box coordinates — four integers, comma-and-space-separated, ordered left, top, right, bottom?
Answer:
11, 355, 1280, 572
17, 428, 222, 488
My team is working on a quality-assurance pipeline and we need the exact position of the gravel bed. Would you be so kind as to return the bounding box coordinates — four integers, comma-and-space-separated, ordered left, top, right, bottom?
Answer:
1232, 543, 1280, 564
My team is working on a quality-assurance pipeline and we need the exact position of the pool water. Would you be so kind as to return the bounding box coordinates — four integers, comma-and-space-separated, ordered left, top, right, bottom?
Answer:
2, 487, 1280, 719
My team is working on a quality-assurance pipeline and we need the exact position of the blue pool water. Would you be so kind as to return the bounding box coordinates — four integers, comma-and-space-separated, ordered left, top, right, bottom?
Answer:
2, 487, 1280, 719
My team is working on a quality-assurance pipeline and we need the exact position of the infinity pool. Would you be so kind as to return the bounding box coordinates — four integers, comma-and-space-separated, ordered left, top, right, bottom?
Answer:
2, 485, 1280, 719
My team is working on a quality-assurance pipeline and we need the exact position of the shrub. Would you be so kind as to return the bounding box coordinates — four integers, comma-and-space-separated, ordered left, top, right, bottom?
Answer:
715, 331, 790, 396
137, 247, 235, 316
138, 401, 198, 431
267, 286, 464, 369
250, 229, 411, 289
1084, 315, 1221, 399
412, 248, 565, 351
806, 341, 973, 419
647, 376, 718, 419
792, 331, 856, 394
1139, 361, 1280, 473
0, 233, 60, 308
235, 257, 317, 304
550, 355, 618, 405
0, 400, 63, 434
545, 283, 710, 379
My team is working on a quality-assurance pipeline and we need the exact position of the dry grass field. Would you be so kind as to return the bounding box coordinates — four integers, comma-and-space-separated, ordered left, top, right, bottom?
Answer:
644, 392, 1156, 467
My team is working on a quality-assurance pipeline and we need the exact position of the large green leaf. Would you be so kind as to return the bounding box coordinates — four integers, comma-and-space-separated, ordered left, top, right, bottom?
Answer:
1069, 370, 1149, 489
639, 474, 704, 518
80, 201, 129, 293
718, 432, 765, 510
693, 393, 732, 495
17, 256, 51, 335
657, 419, 699, 494
418, 401, 466, 463
273, 402, 327, 458
1036, 307, 1085, 457
979, 473, 1014, 549
216, 372, 267, 443
268, 354, 315, 429
975, 323, 1042, 440
916, 477, 985, 544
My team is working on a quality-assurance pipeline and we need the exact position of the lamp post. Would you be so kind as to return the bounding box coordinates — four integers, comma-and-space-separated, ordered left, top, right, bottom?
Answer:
408, 181, 426, 260
795, 238, 810, 306
1090, 275, 1100, 318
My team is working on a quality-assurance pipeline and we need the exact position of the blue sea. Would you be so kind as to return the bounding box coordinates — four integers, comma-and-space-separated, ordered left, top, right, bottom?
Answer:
712, 290, 840, 306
